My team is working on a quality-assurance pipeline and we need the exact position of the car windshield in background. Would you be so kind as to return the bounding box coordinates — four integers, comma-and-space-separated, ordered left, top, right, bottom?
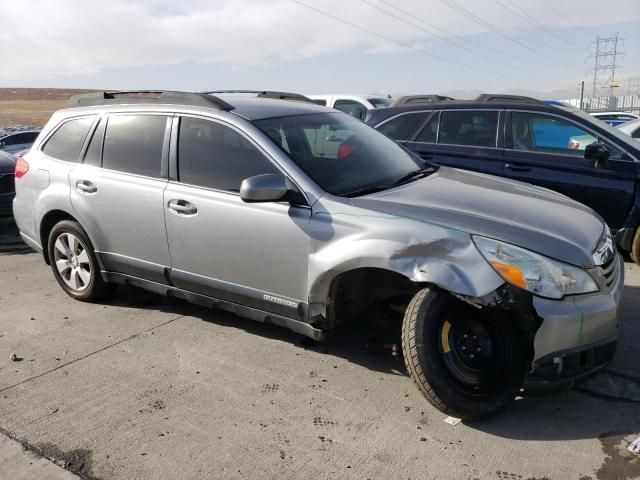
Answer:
254, 112, 426, 197
368, 98, 392, 108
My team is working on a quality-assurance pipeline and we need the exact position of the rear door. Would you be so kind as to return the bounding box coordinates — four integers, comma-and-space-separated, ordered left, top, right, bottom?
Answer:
405, 109, 504, 175
69, 113, 172, 283
502, 110, 636, 228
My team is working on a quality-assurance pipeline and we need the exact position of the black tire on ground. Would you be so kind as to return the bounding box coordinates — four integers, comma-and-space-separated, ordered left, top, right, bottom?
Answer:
47, 220, 112, 302
401, 287, 527, 419
630, 228, 640, 265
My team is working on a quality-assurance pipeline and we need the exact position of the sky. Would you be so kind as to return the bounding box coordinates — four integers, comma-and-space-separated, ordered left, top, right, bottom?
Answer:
2, 0, 639, 97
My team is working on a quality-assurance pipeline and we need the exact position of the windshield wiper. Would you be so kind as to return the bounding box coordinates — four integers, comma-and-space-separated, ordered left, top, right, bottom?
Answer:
342, 184, 395, 198
390, 167, 436, 187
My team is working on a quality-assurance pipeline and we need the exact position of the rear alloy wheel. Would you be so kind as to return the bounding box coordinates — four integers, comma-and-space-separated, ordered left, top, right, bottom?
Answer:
402, 288, 527, 419
48, 220, 112, 301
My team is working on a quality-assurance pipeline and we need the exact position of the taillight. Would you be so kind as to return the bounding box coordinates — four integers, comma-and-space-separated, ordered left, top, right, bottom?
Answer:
568, 141, 580, 150
15, 157, 29, 178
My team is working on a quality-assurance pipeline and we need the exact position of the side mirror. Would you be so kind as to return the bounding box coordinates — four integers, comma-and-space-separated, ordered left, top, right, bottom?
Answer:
584, 142, 610, 167
240, 174, 289, 203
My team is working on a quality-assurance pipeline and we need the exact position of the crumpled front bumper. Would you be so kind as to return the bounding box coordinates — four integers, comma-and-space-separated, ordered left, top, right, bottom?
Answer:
525, 252, 624, 388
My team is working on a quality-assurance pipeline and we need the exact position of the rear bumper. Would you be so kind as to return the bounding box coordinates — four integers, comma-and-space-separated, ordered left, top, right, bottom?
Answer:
527, 253, 623, 387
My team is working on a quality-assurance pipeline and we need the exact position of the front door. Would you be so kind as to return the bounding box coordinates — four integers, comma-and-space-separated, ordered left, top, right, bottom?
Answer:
164, 115, 311, 318
503, 110, 636, 229
69, 113, 172, 283
405, 110, 504, 175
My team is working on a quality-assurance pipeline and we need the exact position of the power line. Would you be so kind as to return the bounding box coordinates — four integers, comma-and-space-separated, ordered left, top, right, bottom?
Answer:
290, 0, 529, 79
378, 0, 556, 67
539, 0, 589, 34
438, 0, 572, 63
493, 0, 578, 47
360, 0, 528, 73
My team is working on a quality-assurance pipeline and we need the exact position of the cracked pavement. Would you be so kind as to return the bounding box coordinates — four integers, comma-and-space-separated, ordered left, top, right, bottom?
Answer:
0, 219, 639, 480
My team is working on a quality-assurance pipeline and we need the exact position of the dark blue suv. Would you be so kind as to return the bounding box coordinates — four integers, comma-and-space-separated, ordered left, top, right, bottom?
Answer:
367, 96, 640, 263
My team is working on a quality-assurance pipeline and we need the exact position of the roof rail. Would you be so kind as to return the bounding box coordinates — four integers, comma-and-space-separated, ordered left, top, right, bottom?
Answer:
201, 90, 315, 103
475, 93, 545, 105
391, 94, 455, 106
66, 90, 233, 110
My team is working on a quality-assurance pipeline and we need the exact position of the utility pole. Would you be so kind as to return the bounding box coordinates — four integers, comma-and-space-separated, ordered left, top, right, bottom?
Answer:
579, 80, 585, 110
588, 33, 625, 99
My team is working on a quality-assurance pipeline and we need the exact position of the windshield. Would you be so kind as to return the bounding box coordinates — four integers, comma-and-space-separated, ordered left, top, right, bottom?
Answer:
558, 107, 640, 148
368, 98, 392, 108
254, 112, 426, 196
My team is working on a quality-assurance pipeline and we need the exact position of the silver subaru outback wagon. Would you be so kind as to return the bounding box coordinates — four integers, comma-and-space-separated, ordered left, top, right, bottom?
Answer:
13, 91, 623, 418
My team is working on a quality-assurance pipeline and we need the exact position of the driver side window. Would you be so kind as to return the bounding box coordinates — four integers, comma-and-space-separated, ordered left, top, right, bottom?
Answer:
510, 112, 629, 161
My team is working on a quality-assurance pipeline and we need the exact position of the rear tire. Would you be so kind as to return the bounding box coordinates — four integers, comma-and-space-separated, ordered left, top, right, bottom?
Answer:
401, 287, 527, 419
47, 220, 112, 302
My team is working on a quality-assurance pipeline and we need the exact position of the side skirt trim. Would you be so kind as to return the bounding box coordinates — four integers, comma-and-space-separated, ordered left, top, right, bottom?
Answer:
103, 271, 327, 341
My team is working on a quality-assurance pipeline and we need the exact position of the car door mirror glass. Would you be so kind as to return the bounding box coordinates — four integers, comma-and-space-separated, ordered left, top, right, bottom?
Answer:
584, 142, 610, 167
240, 173, 289, 203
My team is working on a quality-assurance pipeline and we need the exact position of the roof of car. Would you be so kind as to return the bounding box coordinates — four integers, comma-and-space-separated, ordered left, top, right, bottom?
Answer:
366, 99, 568, 123
63, 90, 332, 121
221, 96, 330, 120
0, 129, 41, 138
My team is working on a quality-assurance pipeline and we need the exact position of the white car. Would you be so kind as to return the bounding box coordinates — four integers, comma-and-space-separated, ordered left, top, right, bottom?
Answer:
617, 118, 640, 141
591, 111, 639, 127
307, 94, 391, 120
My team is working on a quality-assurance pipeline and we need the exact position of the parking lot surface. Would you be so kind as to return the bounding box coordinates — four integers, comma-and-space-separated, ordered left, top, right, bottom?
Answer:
0, 219, 639, 480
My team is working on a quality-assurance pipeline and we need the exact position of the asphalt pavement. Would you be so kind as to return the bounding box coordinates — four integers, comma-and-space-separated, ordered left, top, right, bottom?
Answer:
0, 218, 639, 480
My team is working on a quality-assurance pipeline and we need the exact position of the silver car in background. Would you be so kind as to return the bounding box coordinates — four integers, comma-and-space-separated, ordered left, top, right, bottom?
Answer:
13, 91, 623, 419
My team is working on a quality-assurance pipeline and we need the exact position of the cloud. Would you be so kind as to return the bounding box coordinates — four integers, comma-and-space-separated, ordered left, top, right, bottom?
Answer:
0, 0, 638, 84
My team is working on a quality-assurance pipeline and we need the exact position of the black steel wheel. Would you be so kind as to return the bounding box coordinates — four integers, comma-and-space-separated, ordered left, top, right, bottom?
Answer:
402, 287, 527, 419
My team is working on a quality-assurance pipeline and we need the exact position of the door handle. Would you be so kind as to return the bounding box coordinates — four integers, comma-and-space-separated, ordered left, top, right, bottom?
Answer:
168, 199, 197, 215
505, 163, 532, 172
419, 153, 434, 160
76, 180, 97, 194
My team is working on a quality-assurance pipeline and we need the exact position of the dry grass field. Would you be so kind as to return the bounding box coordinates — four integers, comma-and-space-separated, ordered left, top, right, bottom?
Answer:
0, 88, 95, 127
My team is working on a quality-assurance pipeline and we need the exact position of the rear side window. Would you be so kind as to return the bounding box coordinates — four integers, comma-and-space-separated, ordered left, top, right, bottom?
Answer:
102, 115, 167, 177
438, 111, 498, 147
377, 112, 429, 141
42, 117, 94, 162
177, 117, 279, 192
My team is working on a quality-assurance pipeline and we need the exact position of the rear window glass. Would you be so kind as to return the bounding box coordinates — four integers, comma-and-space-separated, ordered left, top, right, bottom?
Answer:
102, 115, 167, 177
42, 117, 94, 162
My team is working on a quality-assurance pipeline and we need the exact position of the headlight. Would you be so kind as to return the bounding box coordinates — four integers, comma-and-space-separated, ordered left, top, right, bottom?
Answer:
473, 236, 598, 299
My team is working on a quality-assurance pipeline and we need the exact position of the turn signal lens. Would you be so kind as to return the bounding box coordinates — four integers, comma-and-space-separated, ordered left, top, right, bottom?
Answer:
15, 157, 29, 178
490, 261, 527, 289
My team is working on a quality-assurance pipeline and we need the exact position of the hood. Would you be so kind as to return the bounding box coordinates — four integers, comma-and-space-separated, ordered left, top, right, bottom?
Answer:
0, 151, 15, 174
349, 167, 604, 268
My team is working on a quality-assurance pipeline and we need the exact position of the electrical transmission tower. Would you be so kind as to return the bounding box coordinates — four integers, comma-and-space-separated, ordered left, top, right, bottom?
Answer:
588, 33, 624, 98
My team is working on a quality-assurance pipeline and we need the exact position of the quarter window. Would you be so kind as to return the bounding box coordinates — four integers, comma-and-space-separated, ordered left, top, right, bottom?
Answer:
42, 117, 94, 162
415, 112, 440, 143
177, 117, 279, 192
377, 112, 429, 141
102, 115, 167, 177
438, 111, 498, 147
